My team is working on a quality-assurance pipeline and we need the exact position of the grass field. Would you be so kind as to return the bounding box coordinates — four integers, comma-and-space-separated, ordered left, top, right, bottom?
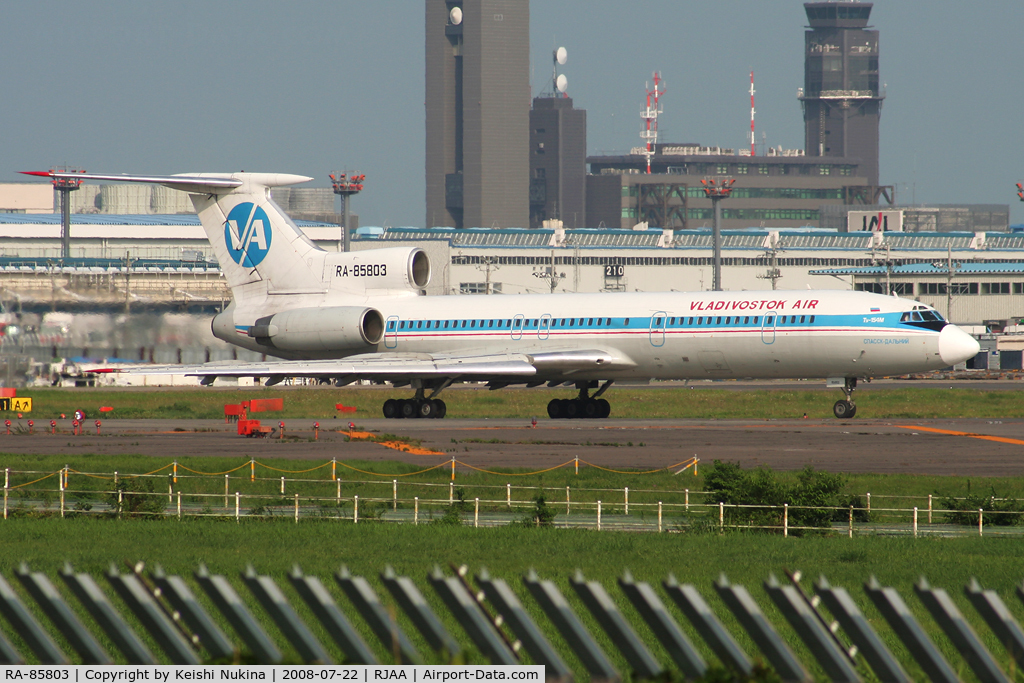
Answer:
2, 516, 1023, 680
11, 383, 1024, 420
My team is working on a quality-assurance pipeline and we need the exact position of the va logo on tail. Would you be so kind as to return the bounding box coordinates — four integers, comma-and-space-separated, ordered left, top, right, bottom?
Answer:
224, 202, 273, 267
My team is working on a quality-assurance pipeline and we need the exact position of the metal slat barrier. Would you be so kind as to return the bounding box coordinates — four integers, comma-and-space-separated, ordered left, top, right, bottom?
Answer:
0, 563, 1022, 681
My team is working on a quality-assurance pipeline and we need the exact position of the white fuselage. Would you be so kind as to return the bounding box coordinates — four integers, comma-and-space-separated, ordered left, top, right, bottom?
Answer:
221, 288, 967, 382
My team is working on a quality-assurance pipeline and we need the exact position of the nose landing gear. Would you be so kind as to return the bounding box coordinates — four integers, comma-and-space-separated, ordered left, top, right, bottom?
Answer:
832, 377, 857, 419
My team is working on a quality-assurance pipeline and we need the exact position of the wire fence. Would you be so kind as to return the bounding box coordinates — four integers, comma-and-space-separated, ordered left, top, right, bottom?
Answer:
2, 460, 1020, 537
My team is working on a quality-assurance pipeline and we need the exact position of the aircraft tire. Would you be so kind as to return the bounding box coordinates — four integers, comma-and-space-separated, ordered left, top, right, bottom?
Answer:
833, 400, 854, 419
432, 399, 447, 419
564, 400, 581, 419
400, 399, 418, 419
583, 399, 599, 419
547, 399, 563, 419
418, 399, 436, 419
597, 399, 611, 418
383, 399, 399, 419
847, 404, 857, 418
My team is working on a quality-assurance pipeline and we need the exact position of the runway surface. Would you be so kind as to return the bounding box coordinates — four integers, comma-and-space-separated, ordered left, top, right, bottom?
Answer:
2, 415, 1023, 476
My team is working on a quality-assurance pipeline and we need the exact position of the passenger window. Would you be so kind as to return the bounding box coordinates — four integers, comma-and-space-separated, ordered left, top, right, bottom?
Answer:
596, 319, 602, 326
716, 317, 722, 325
697, 317, 702, 324
569, 319, 575, 327
765, 316, 772, 325
444, 321, 449, 329
606, 318, 612, 325
800, 316, 805, 323
791, 316, 796, 323
471, 321, 476, 327
688, 317, 694, 325
724, 317, 731, 324
743, 316, 749, 324
417, 321, 423, 329
589, 318, 594, 326
387, 321, 394, 330
624, 318, 630, 325
753, 316, 759, 324
399, 321, 405, 329
809, 316, 815, 323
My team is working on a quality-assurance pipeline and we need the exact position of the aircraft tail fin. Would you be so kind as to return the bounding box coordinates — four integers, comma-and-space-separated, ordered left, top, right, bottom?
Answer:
22, 171, 323, 296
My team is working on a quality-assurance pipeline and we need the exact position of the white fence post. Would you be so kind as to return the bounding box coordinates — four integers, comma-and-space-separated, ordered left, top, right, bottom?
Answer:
658, 502, 663, 532
224, 475, 229, 509
336, 479, 341, 503
928, 494, 933, 524
177, 491, 181, 519
393, 480, 398, 511
913, 507, 918, 538
624, 487, 629, 516
848, 506, 853, 538
566, 487, 570, 515
354, 495, 359, 524
414, 496, 419, 525
979, 508, 983, 536
506, 484, 511, 508
474, 498, 479, 528
59, 468, 65, 518
168, 481, 173, 504
783, 504, 788, 538
597, 500, 602, 531
235, 492, 239, 522
685, 489, 689, 511
719, 502, 724, 531
294, 493, 299, 524
280, 477, 285, 495
867, 492, 871, 512
449, 482, 454, 504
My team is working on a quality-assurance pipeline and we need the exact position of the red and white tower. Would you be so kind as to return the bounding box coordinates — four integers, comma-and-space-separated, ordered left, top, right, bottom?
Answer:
639, 72, 664, 174
749, 70, 756, 157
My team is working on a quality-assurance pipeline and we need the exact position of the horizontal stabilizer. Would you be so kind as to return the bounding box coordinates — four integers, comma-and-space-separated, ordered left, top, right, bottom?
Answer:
19, 171, 311, 195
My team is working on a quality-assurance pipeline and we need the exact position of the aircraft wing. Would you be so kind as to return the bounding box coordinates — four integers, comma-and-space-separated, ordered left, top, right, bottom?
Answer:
94, 349, 630, 384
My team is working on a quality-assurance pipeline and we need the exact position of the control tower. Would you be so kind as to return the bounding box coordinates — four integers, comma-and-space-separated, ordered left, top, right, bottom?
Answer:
799, 2, 883, 187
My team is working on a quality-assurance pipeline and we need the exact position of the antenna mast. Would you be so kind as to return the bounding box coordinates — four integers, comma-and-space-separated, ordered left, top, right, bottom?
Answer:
639, 72, 664, 174
750, 70, 756, 157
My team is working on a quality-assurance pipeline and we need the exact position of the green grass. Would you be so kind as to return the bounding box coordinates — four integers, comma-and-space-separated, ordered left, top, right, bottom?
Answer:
12, 384, 1024, 420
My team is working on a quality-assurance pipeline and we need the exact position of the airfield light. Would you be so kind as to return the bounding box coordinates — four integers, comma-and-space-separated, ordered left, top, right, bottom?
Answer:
46, 168, 85, 260
1017, 182, 1023, 201
702, 176, 735, 291
330, 171, 365, 253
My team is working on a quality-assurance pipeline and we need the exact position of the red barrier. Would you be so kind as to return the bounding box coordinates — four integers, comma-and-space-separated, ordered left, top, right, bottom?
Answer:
99, 406, 113, 413
224, 404, 245, 423
247, 399, 283, 412
0, 388, 15, 398
335, 404, 357, 413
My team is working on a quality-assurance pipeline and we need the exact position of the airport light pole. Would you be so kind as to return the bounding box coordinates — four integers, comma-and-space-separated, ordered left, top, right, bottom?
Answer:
1017, 182, 1023, 202
330, 172, 364, 252
50, 168, 84, 260
701, 176, 735, 291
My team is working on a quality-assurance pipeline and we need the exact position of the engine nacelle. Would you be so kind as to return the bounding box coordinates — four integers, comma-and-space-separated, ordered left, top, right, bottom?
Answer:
325, 247, 430, 294
246, 306, 384, 353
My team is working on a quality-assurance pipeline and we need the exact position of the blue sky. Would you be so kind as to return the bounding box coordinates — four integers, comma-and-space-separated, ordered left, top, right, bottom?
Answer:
2, 1, 1021, 226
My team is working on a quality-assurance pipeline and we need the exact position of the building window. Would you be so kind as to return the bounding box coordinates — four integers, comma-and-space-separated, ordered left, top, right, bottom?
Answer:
1015, 283, 1024, 294
780, 165, 790, 175
716, 164, 729, 174
918, 283, 943, 295
459, 283, 502, 294
621, 207, 637, 218
534, 168, 545, 178
819, 165, 831, 175
736, 164, 748, 175
758, 165, 769, 175
840, 165, 853, 176
981, 283, 1010, 295
535, 128, 546, 134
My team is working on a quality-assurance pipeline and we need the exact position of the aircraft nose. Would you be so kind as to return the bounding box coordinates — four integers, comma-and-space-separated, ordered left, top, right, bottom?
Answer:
939, 324, 980, 366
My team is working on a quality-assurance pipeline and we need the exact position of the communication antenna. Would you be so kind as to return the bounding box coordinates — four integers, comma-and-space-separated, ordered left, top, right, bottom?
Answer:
639, 72, 664, 174
449, 6, 463, 25
551, 46, 568, 96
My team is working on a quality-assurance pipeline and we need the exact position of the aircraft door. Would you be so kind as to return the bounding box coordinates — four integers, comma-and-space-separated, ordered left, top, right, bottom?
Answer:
511, 314, 524, 340
760, 311, 777, 345
385, 315, 399, 349
538, 314, 552, 340
649, 311, 666, 347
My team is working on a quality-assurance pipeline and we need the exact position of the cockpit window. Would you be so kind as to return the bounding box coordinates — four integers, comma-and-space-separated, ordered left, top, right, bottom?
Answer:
921, 310, 944, 322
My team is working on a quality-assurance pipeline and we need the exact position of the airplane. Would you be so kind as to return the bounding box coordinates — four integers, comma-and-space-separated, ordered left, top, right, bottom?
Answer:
23, 170, 981, 420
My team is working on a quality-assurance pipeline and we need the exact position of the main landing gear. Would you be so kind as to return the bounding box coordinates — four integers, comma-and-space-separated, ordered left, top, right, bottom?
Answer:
382, 385, 447, 419
833, 377, 857, 419
547, 381, 612, 420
